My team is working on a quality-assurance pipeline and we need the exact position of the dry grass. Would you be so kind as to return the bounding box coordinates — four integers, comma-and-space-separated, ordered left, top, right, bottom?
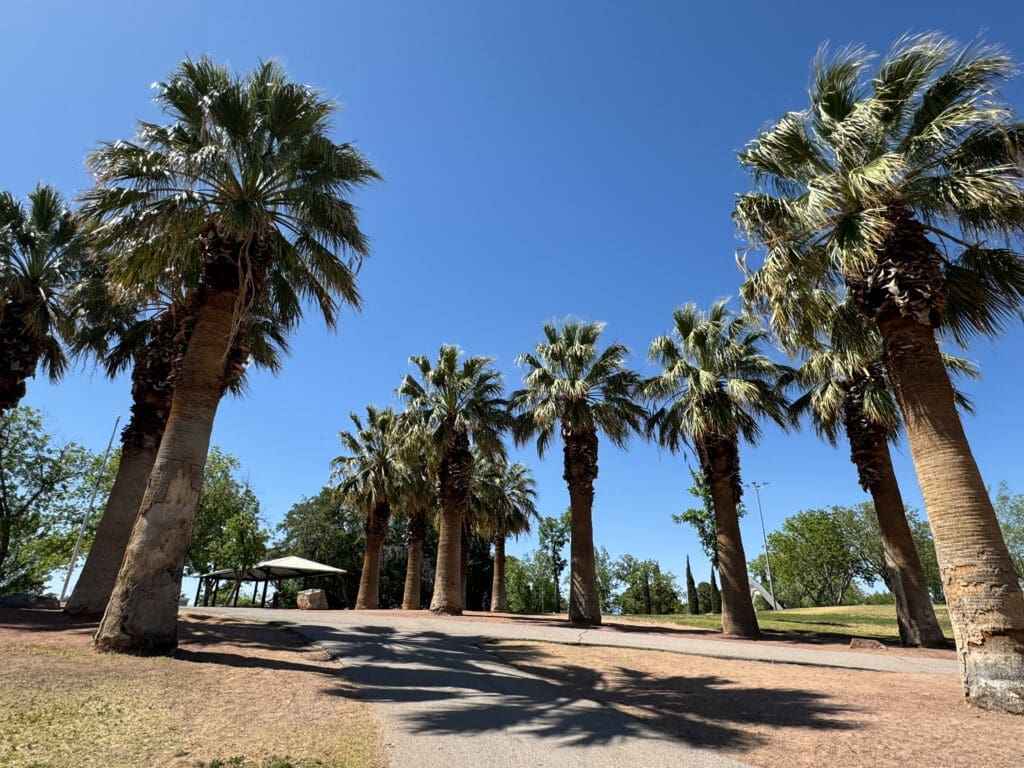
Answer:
489, 640, 1021, 768
0, 609, 384, 768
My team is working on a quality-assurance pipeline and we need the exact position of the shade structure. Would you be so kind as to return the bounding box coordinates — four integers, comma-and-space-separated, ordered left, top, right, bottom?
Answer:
196, 556, 346, 608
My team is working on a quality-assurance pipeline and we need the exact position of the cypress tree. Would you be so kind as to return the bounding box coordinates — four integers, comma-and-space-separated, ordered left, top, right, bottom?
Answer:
710, 567, 722, 614
685, 556, 699, 614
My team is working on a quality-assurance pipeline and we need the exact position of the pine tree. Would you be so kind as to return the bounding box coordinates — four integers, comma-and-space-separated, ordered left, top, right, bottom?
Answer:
710, 567, 722, 614
685, 556, 699, 614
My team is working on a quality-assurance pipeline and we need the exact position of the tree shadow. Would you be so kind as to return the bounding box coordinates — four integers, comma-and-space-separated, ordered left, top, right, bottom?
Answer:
304, 622, 860, 751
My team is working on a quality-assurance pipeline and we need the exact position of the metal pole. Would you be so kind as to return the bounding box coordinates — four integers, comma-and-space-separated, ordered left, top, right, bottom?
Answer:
748, 481, 777, 610
59, 415, 120, 603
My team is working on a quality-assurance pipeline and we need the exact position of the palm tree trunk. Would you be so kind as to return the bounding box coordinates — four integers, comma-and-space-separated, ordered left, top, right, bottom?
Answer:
64, 441, 159, 615
0, 301, 43, 413
402, 508, 426, 610
562, 425, 602, 626
703, 436, 759, 638
94, 287, 236, 654
862, 440, 947, 647
356, 501, 389, 610
460, 522, 470, 608
881, 314, 1024, 712
491, 535, 507, 612
430, 430, 471, 615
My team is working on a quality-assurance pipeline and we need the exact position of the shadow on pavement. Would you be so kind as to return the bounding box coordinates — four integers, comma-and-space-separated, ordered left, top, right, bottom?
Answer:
305, 623, 860, 751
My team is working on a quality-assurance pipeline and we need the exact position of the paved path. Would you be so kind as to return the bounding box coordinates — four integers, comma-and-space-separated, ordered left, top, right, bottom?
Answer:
193, 608, 752, 767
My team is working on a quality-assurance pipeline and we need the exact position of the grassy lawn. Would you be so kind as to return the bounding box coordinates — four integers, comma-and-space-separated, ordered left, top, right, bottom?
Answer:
0, 611, 383, 768
619, 604, 954, 643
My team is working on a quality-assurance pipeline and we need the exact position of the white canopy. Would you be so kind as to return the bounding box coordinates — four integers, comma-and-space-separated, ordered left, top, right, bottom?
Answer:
200, 556, 346, 582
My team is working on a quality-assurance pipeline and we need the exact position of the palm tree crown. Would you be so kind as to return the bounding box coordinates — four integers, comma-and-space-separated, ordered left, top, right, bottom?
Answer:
734, 34, 1024, 347
82, 55, 379, 342
645, 301, 792, 470
0, 185, 86, 408
511, 319, 645, 452
332, 405, 410, 514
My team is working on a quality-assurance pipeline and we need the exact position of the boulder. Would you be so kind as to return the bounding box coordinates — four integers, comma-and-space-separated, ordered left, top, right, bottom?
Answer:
297, 589, 329, 610
849, 637, 887, 650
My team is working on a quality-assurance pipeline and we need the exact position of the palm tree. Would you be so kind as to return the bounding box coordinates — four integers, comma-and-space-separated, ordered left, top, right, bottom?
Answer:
396, 415, 436, 610
332, 406, 408, 610
792, 308, 977, 647
474, 457, 538, 613
512, 320, 645, 626
84, 56, 378, 654
65, 284, 289, 615
398, 345, 507, 614
734, 34, 1024, 710
0, 185, 86, 411
645, 302, 791, 637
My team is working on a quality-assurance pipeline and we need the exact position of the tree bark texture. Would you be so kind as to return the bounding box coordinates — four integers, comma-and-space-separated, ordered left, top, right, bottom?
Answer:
562, 424, 602, 626
842, 383, 947, 647
94, 287, 236, 654
430, 429, 470, 615
355, 501, 390, 610
491, 535, 507, 612
0, 300, 45, 413
402, 507, 426, 610
701, 434, 759, 638
881, 315, 1024, 712
460, 521, 470, 608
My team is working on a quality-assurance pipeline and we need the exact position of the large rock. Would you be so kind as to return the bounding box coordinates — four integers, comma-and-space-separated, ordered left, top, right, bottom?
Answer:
297, 589, 329, 610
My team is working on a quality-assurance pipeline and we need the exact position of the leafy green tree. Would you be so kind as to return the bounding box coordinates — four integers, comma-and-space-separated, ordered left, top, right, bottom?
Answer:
615, 555, 682, 615
86, 56, 378, 654
735, 33, 1024, 710
399, 345, 507, 614
505, 551, 560, 614
0, 408, 101, 594
993, 484, 1024, 584
673, 468, 746, 569
537, 511, 570, 613
750, 507, 874, 607
696, 581, 712, 614
513, 320, 646, 625
709, 568, 722, 614
685, 556, 699, 614
646, 302, 791, 637
0, 185, 86, 412
593, 545, 617, 614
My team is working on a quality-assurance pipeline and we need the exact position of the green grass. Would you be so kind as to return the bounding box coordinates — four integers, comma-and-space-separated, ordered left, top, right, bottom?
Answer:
619, 604, 954, 643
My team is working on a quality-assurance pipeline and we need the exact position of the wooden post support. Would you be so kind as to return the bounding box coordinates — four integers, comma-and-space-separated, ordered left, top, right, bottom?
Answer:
251, 581, 259, 603
232, 579, 241, 607
211, 579, 221, 606
194, 579, 203, 608
260, 579, 269, 608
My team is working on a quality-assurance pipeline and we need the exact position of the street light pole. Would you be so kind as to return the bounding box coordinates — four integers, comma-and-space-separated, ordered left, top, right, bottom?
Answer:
747, 481, 777, 610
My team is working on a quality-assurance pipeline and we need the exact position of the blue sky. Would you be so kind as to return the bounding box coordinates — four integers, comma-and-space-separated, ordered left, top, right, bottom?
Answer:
6, 1, 1024, 593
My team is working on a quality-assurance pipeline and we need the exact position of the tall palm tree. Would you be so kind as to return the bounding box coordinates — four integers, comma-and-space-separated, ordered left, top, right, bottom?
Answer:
332, 406, 408, 610
645, 301, 791, 638
396, 414, 436, 610
83, 56, 378, 654
0, 185, 86, 411
512, 320, 645, 626
398, 345, 507, 615
734, 34, 1024, 710
474, 457, 538, 613
65, 283, 290, 615
792, 309, 977, 647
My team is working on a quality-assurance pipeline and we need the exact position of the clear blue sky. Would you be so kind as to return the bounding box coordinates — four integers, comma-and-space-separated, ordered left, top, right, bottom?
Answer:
6, 1, 1024, 590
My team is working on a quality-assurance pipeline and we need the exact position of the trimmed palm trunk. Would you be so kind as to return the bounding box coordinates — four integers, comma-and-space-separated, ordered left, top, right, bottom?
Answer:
491, 534, 507, 612
65, 311, 187, 616
0, 300, 45, 412
402, 508, 427, 610
95, 284, 237, 653
356, 501, 390, 610
843, 378, 946, 648
562, 424, 602, 625
861, 211, 1024, 711
430, 429, 471, 614
460, 521, 470, 608
702, 434, 759, 637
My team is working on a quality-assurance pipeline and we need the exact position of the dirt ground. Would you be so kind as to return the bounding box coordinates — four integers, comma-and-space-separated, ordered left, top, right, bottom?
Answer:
489, 640, 1022, 768
0, 608, 384, 768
